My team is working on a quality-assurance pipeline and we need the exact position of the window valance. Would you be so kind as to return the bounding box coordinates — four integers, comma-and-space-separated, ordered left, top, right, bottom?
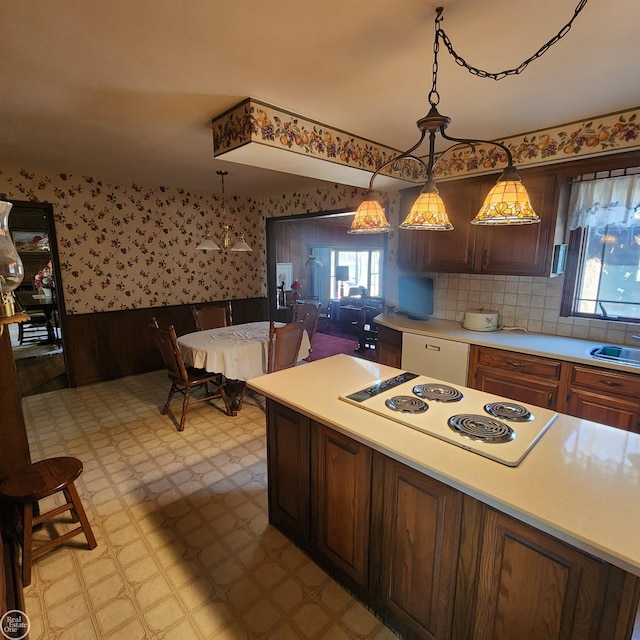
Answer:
568, 174, 640, 230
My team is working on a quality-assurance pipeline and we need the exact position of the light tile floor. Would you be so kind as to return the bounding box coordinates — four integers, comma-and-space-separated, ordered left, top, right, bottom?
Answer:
21, 371, 399, 639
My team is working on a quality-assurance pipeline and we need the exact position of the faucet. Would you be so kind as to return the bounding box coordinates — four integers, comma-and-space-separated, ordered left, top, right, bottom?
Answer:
632, 335, 640, 341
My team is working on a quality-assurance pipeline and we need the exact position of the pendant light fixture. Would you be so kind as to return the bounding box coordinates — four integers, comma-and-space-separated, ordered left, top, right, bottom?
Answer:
197, 171, 253, 252
196, 231, 221, 252
352, 1, 589, 233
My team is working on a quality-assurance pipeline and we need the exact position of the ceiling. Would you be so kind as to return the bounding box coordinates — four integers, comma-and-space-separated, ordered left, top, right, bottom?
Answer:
1, 0, 639, 199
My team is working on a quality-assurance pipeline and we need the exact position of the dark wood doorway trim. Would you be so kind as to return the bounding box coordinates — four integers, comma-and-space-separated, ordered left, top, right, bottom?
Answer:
9, 199, 69, 388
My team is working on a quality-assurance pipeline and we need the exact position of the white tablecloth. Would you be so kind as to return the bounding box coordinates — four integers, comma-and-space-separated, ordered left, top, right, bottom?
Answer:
177, 321, 310, 381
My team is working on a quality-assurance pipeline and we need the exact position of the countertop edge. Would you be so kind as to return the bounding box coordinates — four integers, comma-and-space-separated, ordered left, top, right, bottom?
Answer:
375, 312, 640, 374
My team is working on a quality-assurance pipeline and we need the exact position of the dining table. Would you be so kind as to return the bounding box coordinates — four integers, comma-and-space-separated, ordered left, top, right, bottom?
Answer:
177, 321, 311, 414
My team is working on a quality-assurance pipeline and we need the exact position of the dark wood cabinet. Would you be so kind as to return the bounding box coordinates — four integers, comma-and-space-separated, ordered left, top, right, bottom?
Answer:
266, 400, 311, 546
468, 345, 640, 431
563, 365, 640, 433
312, 423, 372, 594
470, 507, 634, 640
397, 179, 480, 273
371, 454, 462, 640
397, 169, 561, 276
469, 345, 563, 409
377, 325, 403, 368
473, 171, 559, 275
265, 400, 640, 640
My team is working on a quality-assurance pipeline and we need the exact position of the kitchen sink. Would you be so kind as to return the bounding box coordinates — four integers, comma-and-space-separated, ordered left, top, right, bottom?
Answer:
589, 345, 640, 367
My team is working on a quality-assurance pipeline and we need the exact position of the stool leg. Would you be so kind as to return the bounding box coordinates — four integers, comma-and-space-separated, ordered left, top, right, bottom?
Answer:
63, 487, 79, 522
22, 502, 34, 587
65, 483, 97, 550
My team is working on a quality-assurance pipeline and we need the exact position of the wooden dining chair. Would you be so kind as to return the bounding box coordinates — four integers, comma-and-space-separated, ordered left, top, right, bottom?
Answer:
150, 318, 232, 428
191, 302, 231, 331
14, 296, 50, 344
267, 320, 306, 373
292, 301, 323, 351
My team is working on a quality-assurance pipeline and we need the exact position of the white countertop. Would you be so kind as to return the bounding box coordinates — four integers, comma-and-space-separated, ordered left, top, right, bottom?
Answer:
375, 312, 640, 374
247, 355, 640, 577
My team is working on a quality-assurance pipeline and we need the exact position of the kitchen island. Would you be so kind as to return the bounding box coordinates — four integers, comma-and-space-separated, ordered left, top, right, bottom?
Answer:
247, 354, 640, 640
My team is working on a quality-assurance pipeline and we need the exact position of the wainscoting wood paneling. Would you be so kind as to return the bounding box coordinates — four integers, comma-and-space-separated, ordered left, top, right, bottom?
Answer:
64, 297, 268, 387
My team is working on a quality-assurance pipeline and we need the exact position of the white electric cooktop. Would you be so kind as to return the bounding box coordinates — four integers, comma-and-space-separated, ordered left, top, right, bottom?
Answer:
339, 372, 558, 467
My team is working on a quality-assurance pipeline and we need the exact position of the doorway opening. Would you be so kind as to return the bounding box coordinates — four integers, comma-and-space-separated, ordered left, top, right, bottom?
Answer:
8, 200, 68, 396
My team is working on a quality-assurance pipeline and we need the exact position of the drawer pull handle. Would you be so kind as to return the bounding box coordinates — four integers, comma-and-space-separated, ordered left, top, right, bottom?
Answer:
600, 380, 624, 387
425, 345, 441, 352
507, 361, 525, 368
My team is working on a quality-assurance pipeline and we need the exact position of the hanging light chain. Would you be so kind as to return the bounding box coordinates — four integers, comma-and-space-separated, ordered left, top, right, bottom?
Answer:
428, 7, 444, 107
437, 0, 589, 81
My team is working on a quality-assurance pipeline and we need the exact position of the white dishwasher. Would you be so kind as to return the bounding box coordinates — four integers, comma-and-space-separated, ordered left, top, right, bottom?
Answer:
401, 333, 470, 386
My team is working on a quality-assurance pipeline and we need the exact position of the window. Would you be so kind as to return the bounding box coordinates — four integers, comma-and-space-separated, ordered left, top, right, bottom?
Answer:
563, 173, 640, 322
329, 249, 383, 299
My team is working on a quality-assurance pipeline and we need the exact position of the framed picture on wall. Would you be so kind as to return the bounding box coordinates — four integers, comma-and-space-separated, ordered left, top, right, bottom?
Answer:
12, 230, 50, 252
276, 263, 293, 289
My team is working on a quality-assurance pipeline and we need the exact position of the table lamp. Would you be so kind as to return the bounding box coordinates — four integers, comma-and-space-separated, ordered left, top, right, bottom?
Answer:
335, 266, 349, 298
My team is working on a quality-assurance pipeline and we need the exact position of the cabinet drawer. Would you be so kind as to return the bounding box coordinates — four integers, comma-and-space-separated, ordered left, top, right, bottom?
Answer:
570, 365, 640, 398
475, 347, 562, 380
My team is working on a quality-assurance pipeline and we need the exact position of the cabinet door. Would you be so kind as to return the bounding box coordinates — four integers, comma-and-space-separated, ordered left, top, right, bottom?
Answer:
422, 179, 481, 272
473, 172, 558, 276
377, 326, 402, 368
377, 340, 401, 368
397, 181, 480, 273
472, 508, 610, 640
312, 423, 372, 592
473, 366, 560, 409
374, 456, 462, 640
565, 388, 640, 433
397, 225, 427, 272
266, 400, 310, 546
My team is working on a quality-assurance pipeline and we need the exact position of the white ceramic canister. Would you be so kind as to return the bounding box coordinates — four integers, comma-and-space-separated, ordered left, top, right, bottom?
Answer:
462, 309, 500, 331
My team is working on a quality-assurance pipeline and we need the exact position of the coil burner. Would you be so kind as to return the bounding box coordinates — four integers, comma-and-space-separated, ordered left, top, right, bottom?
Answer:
447, 414, 515, 443
385, 396, 429, 414
412, 383, 463, 402
484, 401, 533, 422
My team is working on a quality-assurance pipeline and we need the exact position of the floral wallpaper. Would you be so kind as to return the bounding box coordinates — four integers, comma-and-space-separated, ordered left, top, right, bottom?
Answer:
213, 99, 640, 183
0, 167, 375, 315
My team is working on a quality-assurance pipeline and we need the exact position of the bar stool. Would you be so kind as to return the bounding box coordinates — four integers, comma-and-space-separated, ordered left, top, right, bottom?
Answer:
0, 456, 97, 586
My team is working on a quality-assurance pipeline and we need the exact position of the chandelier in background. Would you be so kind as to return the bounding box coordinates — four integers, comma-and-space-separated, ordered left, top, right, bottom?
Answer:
349, 1, 589, 234
197, 171, 253, 252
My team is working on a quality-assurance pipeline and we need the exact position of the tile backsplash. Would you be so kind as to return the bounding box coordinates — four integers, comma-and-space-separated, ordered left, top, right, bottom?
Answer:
430, 273, 639, 347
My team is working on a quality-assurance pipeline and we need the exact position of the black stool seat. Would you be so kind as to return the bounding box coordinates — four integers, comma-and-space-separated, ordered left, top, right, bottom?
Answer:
0, 456, 97, 586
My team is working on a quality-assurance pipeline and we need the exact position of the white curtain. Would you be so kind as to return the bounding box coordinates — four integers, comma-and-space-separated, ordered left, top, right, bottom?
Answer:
568, 174, 640, 230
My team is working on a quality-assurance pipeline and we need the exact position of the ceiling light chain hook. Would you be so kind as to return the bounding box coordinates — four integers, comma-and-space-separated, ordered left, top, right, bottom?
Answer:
437, 0, 588, 81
